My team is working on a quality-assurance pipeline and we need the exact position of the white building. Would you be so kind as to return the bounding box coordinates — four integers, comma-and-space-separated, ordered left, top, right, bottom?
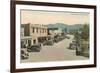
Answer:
21, 23, 48, 47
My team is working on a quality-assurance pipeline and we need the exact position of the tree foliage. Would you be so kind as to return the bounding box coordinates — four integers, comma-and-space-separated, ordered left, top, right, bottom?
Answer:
74, 23, 89, 44
81, 24, 89, 40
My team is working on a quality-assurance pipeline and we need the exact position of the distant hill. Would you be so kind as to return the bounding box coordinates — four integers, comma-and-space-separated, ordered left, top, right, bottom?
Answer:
48, 23, 68, 29
47, 23, 83, 32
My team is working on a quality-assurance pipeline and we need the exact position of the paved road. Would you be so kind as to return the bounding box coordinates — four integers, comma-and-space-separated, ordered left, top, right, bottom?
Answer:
21, 35, 88, 63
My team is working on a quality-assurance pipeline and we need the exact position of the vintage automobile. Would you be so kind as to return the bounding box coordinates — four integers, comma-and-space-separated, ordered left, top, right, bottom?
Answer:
66, 36, 70, 39
69, 43, 76, 50
68, 40, 76, 50
43, 40, 54, 46
27, 43, 42, 52
21, 48, 29, 59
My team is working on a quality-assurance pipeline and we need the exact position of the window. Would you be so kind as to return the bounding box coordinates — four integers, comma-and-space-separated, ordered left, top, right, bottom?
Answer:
36, 28, 38, 33
40, 29, 41, 33
33, 28, 34, 33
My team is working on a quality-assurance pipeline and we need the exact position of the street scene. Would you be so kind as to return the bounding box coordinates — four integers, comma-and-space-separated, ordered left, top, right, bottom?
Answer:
21, 34, 88, 63
20, 10, 89, 63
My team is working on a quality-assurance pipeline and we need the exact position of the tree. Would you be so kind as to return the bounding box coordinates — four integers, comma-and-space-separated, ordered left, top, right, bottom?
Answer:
81, 24, 89, 40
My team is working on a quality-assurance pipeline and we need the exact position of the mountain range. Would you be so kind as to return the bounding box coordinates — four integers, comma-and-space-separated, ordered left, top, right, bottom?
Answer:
47, 23, 83, 32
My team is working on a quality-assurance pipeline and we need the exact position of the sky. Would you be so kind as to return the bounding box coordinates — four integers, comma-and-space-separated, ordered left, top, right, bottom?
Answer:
21, 10, 89, 25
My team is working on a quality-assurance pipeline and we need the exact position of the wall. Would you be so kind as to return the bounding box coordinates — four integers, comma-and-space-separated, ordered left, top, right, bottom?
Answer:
0, 0, 100, 73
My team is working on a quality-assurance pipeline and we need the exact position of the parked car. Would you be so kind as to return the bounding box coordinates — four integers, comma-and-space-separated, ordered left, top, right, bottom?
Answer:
66, 36, 70, 39
27, 43, 41, 52
68, 43, 76, 50
43, 40, 54, 45
59, 37, 63, 41
54, 38, 60, 43
21, 48, 29, 59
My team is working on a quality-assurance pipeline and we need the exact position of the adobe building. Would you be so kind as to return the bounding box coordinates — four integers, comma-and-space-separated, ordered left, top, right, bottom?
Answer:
21, 23, 48, 47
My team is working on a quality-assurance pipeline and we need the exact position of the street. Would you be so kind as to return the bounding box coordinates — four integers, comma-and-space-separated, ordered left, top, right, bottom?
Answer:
21, 35, 88, 63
